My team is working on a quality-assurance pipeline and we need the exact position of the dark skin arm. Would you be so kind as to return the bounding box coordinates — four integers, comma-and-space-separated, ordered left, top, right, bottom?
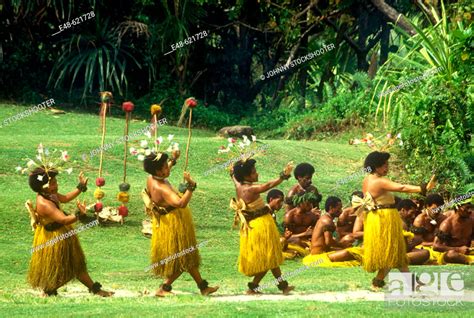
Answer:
412, 215, 432, 246
433, 221, 469, 254
321, 219, 346, 248
37, 196, 86, 225
351, 215, 364, 239
247, 177, 285, 195
57, 172, 88, 203
150, 172, 195, 208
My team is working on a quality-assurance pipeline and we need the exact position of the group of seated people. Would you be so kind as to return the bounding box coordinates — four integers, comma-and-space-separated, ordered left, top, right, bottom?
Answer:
264, 163, 474, 267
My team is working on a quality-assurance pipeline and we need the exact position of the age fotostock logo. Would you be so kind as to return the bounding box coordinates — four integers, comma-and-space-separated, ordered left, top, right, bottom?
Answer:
385, 272, 467, 306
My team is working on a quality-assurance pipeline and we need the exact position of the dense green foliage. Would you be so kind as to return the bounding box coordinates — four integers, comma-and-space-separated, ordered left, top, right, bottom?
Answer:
0, 0, 472, 192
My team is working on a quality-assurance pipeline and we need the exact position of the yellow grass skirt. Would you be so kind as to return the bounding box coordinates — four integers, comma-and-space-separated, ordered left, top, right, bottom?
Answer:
239, 214, 283, 276
151, 206, 200, 278
285, 243, 309, 257
302, 247, 364, 268
363, 208, 408, 272
28, 224, 86, 291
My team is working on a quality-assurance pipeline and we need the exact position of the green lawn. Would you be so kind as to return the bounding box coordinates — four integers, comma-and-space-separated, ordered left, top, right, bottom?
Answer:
0, 103, 472, 317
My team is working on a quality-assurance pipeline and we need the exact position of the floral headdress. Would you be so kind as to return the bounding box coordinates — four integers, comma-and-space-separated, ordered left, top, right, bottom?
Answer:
217, 135, 266, 169
130, 131, 179, 162
16, 143, 73, 189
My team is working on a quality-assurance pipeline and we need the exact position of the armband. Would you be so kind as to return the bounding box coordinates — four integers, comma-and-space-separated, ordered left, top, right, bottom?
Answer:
435, 230, 452, 243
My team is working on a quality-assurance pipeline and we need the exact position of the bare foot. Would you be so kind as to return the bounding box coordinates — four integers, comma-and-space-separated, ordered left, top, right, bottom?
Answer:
155, 288, 174, 297
282, 285, 295, 295
370, 285, 383, 292
246, 289, 263, 295
200, 285, 219, 296
95, 290, 114, 297
41, 290, 58, 297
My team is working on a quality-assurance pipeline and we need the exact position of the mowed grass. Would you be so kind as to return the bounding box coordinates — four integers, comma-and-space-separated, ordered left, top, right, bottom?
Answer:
0, 103, 472, 317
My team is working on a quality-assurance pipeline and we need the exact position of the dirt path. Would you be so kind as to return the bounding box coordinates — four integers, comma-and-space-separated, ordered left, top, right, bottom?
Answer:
26, 287, 474, 302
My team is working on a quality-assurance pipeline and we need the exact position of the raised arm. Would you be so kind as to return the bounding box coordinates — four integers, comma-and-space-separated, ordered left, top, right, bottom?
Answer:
168, 150, 180, 170
159, 172, 195, 208
379, 178, 422, 193
57, 171, 88, 203
248, 176, 285, 194
379, 174, 437, 194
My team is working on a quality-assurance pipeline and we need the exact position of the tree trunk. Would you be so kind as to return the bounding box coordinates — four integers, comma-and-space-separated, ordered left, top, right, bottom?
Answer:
370, 0, 416, 36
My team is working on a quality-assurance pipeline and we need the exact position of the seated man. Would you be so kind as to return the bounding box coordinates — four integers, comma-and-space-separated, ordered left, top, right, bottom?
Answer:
302, 196, 363, 267
266, 189, 285, 225
398, 199, 419, 230
337, 191, 363, 238
412, 194, 446, 246
285, 163, 322, 213
281, 193, 319, 259
397, 199, 429, 265
433, 196, 473, 265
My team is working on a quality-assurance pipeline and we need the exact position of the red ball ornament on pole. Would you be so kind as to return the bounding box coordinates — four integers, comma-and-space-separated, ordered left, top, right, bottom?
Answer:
122, 101, 135, 112
185, 97, 198, 108
96, 177, 106, 187
94, 202, 104, 213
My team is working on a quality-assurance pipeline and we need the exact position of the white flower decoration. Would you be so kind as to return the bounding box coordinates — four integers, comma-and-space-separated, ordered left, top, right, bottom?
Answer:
399, 140, 404, 146
218, 147, 231, 154
396, 133, 402, 139
65, 168, 73, 174
156, 136, 163, 144
140, 140, 148, 148
137, 154, 145, 161
27, 160, 35, 167
37, 144, 44, 154
129, 147, 136, 154
61, 151, 69, 161
145, 149, 151, 156
167, 135, 174, 141
251, 135, 256, 142
15, 166, 22, 172
37, 175, 44, 181
144, 131, 152, 139
36, 155, 42, 161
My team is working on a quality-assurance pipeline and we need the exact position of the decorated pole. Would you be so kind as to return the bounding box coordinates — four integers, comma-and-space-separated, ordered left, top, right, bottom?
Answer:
150, 104, 162, 153
183, 97, 197, 173
117, 101, 135, 222
94, 91, 113, 214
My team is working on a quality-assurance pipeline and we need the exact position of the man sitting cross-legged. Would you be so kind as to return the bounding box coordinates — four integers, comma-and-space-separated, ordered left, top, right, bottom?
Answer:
397, 199, 429, 265
411, 194, 449, 264
281, 193, 319, 258
412, 194, 446, 245
302, 196, 363, 268
433, 195, 474, 265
